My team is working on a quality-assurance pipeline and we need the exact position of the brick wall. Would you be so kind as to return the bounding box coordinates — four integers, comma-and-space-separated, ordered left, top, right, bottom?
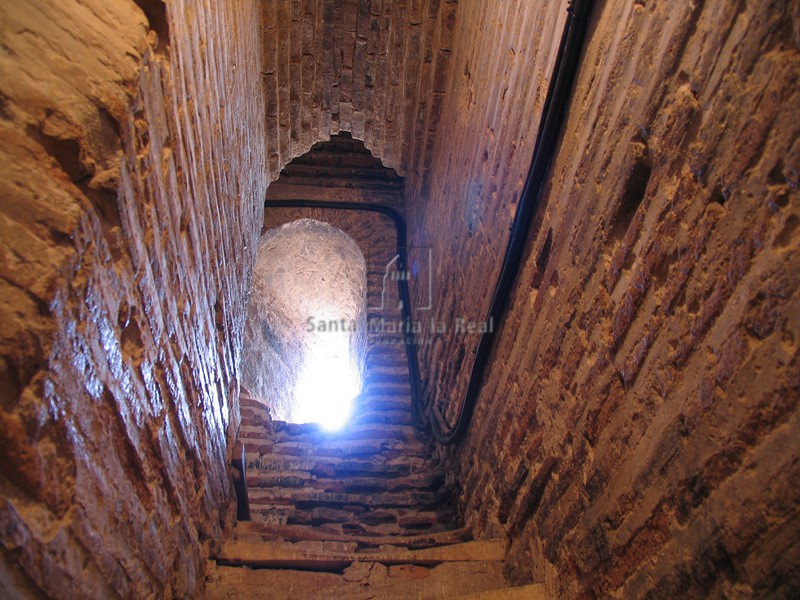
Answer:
407, 0, 800, 597
405, 0, 567, 428
261, 0, 457, 185
0, 0, 266, 596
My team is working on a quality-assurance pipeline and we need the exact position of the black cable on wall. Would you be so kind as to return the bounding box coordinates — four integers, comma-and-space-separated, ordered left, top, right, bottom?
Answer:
430, 0, 596, 445
264, 0, 595, 445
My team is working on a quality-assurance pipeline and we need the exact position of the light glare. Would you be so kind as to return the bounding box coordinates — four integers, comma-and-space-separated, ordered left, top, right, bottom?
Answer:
293, 336, 360, 430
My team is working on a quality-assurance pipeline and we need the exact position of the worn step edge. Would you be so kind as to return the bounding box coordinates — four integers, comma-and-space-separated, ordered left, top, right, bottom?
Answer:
212, 538, 506, 570
451, 583, 549, 600
232, 522, 474, 548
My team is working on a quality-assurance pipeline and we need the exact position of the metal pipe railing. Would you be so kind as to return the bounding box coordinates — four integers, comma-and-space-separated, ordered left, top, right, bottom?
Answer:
430, 0, 595, 444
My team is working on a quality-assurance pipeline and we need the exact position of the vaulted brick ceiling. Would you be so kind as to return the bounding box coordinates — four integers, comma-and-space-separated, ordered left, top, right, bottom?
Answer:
261, 0, 456, 181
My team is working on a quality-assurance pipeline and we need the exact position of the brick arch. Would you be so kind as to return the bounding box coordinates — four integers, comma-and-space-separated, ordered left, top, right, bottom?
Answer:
261, 0, 458, 183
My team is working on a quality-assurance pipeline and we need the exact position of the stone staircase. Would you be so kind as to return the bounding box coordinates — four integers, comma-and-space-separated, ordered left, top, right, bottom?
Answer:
235, 314, 458, 539
206, 312, 546, 597
204, 532, 546, 599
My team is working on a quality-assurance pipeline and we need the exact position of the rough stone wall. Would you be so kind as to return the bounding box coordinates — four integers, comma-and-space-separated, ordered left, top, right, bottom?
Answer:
241, 218, 368, 423
0, 0, 266, 596
261, 0, 458, 183
408, 0, 800, 597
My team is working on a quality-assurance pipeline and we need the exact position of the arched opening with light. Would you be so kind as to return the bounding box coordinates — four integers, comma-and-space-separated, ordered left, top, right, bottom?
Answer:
240, 218, 367, 431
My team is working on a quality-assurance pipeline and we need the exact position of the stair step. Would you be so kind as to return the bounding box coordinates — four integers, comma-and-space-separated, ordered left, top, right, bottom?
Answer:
361, 383, 412, 397
362, 372, 410, 384
255, 438, 426, 459
350, 409, 413, 425
212, 538, 506, 570
245, 454, 431, 473
232, 522, 474, 549
248, 506, 452, 528
365, 345, 407, 359
205, 560, 511, 600
246, 472, 443, 494
354, 396, 412, 410
247, 488, 446, 510
454, 584, 549, 600
244, 517, 458, 539
264, 424, 417, 444
363, 362, 408, 374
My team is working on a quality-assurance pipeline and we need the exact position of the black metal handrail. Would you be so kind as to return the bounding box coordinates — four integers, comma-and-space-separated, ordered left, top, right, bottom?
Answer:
264, 0, 595, 445
430, 0, 595, 444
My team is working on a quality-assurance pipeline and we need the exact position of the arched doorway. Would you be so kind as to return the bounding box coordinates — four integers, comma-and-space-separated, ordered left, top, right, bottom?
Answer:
241, 218, 367, 430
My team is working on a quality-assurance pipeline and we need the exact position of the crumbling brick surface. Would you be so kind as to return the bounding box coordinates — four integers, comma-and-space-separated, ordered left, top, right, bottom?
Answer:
407, 1, 800, 597
0, 0, 266, 596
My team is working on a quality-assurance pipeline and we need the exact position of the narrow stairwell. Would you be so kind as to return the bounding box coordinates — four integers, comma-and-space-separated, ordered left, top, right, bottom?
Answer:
205, 306, 540, 597
234, 314, 458, 539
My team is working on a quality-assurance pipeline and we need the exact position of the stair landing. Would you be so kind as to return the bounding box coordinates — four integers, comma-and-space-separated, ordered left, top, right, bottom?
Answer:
204, 535, 544, 600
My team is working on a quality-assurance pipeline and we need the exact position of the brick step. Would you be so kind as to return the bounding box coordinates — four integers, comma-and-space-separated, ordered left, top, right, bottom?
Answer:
366, 352, 408, 366
211, 538, 505, 571
256, 439, 427, 459
247, 456, 413, 475
242, 515, 459, 540
366, 338, 407, 349
362, 372, 410, 386
251, 457, 434, 478
364, 358, 406, 370
349, 408, 412, 425
247, 488, 446, 510
366, 331, 414, 339
244, 476, 442, 497
237, 410, 417, 433
365, 344, 407, 358
247, 507, 457, 536
230, 522, 475, 549
361, 381, 411, 395
363, 364, 408, 377
241, 417, 416, 437
240, 389, 412, 407
246, 454, 434, 476
247, 502, 451, 522
260, 424, 418, 445
365, 348, 407, 359
362, 361, 408, 375
246, 514, 458, 539
353, 396, 412, 411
